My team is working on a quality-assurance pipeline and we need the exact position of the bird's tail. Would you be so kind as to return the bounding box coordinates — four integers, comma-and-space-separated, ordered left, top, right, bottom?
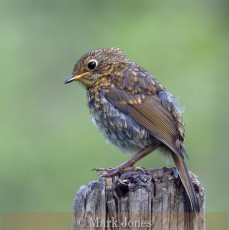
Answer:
171, 152, 200, 211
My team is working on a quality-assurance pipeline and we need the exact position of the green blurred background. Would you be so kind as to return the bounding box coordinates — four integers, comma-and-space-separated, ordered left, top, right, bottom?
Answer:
0, 0, 228, 229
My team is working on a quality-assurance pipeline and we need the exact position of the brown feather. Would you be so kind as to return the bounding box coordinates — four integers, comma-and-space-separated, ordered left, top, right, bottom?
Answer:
106, 88, 184, 158
171, 153, 199, 211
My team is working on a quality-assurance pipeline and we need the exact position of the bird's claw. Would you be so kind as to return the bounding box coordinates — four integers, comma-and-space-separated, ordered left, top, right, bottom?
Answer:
92, 166, 146, 177
92, 167, 120, 176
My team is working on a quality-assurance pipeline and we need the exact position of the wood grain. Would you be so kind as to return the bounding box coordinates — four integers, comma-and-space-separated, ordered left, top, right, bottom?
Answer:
72, 168, 205, 230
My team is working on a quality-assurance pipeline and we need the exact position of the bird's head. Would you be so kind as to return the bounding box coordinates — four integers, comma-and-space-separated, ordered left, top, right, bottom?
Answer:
64, 47, 129, 88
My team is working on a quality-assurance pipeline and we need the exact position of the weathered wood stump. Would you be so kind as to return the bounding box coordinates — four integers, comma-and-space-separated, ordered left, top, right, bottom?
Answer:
72, 168, 205, 230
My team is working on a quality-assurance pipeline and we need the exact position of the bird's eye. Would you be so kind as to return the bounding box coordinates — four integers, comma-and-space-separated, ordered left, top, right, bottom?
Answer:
87, 59, 98, 70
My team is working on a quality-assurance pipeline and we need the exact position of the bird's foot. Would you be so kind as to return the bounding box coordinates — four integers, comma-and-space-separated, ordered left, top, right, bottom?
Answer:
92, 166, 146, 177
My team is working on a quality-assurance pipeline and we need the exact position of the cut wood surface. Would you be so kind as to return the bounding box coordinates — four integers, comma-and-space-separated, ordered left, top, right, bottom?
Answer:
72, 168, 205, 230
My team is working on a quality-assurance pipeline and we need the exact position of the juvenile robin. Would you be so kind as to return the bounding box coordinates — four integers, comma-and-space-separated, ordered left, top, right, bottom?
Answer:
64, 47, 199, 211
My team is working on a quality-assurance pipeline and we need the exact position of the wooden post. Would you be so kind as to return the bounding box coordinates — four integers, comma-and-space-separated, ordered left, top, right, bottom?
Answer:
72, 168, 205, 230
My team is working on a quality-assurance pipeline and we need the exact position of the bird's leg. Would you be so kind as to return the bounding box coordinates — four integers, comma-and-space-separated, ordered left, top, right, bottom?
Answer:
94, 144, 157, 176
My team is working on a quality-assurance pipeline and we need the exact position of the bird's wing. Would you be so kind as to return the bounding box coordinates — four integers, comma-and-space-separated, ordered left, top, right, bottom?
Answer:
106, 87, 185, 159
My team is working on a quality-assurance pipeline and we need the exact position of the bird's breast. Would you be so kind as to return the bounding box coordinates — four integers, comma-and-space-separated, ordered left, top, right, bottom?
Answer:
87, 89, 156, 153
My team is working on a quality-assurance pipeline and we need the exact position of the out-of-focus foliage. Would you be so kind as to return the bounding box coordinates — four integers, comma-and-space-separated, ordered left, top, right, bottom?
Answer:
0, 0, 228, 228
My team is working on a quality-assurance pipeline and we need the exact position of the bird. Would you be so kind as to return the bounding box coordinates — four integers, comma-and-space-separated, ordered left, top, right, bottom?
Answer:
64, 47, 199, 211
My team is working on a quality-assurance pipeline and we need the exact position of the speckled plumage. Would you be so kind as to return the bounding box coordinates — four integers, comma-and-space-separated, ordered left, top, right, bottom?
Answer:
88, 86, 155, 153
65, 47, 199, 211
87, 66, 181, 155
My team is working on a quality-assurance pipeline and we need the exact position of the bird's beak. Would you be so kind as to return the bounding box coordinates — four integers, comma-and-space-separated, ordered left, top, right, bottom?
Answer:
64, 72, 89, 84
